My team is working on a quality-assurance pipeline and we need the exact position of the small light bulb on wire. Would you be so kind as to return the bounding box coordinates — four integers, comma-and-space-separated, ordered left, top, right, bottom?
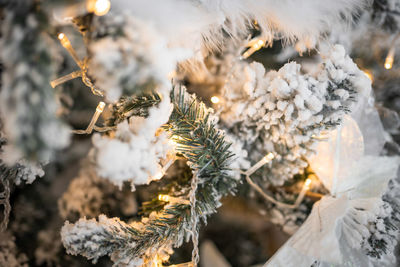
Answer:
242, 38, 265, 59
158, 194, 190, 205
210, 96, 220, 104
385, 46, 396, 70
72, 101, 105, 134
304, 178, 312, 190
52, 32, 104, 96
86, 0, 111, 16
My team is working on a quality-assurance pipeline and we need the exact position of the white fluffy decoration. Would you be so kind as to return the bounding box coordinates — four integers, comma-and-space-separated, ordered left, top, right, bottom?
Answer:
91, 91, 173, 190
265, 156, 400, 267
308, 115, 364, 193
266, 90, 399, 266
112, 0, 367, 53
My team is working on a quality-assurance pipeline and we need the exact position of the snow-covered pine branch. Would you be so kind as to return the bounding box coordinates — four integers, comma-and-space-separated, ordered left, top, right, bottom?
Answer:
219, 44, 369, 185
61, 87, 238, 265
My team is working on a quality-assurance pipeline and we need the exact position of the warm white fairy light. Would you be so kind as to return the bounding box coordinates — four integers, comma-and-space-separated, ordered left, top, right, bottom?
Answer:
151, 157, 176, 181
52, 33, 103, 96
244, 152, 315, 209
242, 39, 265, 59
245, 152, 274, 176
210, 96, 220, 104
294, 178, 313, 207
86, 0, 111, 16
158, 194, 190, 205
384, 47, 395, 70
58, 33, 83, 68
72, 101, 106, 134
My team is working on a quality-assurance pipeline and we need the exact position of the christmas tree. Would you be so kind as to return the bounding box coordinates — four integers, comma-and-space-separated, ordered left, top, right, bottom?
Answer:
1, 0, 400, 266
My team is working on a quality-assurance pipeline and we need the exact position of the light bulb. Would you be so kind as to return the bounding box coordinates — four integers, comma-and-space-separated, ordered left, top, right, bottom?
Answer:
158, 194, 170, 202
384, 47, 395, 70
210, 96, 220, 104
385, 60, 393, 70
87, 0, 111, 16
96, 101, 106, 112
264, 152, 274, 161
304, 178, 312, 190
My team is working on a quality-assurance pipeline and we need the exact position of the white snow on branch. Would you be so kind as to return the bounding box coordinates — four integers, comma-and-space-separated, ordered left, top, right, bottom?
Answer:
91, 91, 173, 190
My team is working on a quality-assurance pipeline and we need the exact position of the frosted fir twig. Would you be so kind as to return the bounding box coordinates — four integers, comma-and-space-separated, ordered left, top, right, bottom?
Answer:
219, 44, 367, 186
62, 87, 237, 265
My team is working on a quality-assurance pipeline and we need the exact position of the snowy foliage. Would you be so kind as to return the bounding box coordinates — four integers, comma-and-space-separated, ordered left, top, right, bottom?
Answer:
91, 92, 173, 189
12, 160, 44, 186
219, 44, 368, 185
87, 12, 186, 102
61, 215, 141, 265
0, 1, 70, 164
61, 214, 173, 266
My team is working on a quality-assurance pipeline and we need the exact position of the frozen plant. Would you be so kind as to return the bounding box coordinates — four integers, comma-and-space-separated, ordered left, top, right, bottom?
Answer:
91, 91, 173, 189
219, 44, 368, 185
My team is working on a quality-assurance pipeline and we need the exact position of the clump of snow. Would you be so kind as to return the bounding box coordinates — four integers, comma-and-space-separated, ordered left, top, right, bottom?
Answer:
88, 13, 188, 102
92, 91, 174, 189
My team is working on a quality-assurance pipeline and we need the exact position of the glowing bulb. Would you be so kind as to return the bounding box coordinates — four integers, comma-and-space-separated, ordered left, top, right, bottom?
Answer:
57, 32, 70, 48
385, 47, 395, 70
242, 38, 265, 59
385, 61, 393, 70
304, 178, 312, 190
210, 96, 220, 104
96, 101, 106, 112
264, 152, 274, 161
158, 194, 169, 202
87, 0, 111, 16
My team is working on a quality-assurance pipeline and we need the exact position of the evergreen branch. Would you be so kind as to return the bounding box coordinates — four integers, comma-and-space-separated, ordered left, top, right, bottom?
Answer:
105, 93, 162, 126
62, 86, 237, 265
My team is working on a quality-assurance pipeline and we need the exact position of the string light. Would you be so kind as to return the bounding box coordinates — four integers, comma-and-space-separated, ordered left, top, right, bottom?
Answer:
294, 178, 313, 207
151, 157, 175, 180
210, 96, 220, 104
50, 70, 82, 88
72, 101, 106, 134
242, 39, 265, 59
384, 33, 400, 70
86, 0, 111, 16
384, 46, 395, 69
244, 152, 316, 209
158, 194, 190, 205
57, 33, 83, 68
245, 152, 274, 176
52, 32, 103, 96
